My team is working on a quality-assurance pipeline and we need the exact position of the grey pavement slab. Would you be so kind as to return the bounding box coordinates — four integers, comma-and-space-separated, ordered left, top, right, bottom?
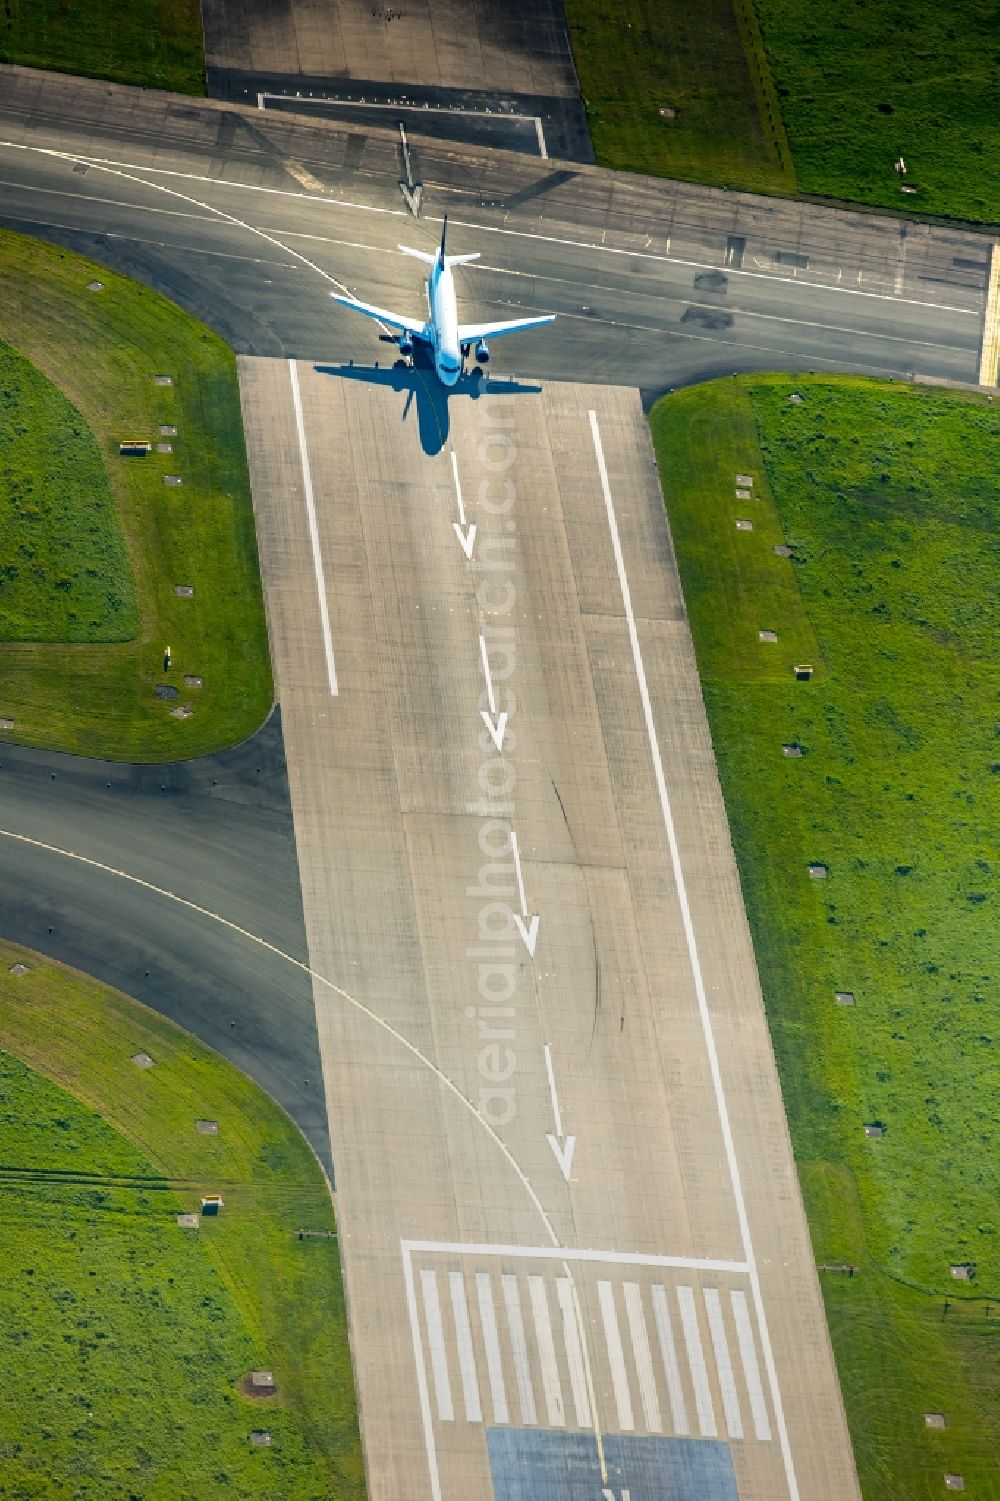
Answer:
239, 355, 861, 1500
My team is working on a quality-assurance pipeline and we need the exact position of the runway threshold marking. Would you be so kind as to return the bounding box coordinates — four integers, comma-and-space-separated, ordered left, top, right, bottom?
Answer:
587, 408, 800, 1499
977, 242, 1000, 385
289, 360, 338, 695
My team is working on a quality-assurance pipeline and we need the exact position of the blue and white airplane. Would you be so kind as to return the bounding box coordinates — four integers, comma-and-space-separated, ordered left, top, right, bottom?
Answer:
331, 216, 555, 386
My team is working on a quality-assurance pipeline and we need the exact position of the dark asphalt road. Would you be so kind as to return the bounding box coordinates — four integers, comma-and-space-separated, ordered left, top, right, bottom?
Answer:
0, 710, 332, 1175
0, 67, 987, 394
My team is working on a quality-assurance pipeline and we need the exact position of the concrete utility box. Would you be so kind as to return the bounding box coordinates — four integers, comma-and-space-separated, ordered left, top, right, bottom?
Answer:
201, 1194, 224, 1216
119, 440, 151, 456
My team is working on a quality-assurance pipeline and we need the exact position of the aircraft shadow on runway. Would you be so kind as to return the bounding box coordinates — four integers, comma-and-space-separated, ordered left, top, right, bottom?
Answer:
314, 355, 542, 456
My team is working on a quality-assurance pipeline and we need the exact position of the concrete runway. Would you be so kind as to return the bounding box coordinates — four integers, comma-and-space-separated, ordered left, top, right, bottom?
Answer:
0, 68, 988, 393
238, 356, 861, 1500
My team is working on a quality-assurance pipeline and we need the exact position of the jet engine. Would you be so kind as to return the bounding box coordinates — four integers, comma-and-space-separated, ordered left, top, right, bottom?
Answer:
475, 340, 491, 365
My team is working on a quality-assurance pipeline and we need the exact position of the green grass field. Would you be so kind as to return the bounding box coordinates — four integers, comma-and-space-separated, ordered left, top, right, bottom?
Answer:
0, 940, 363, 1499
564, 0, 795, 194
565, 0, 1000, 222
0, 340, 138, 643
651, 375, 999, 1498
0, 228, 273, 761
755, 0, 1000, 223
0, 0, 205, 94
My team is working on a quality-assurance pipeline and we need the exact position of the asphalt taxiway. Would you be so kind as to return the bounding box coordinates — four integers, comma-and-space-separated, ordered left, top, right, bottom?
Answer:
0, 68, 989, 391
236, 356, 860, 1500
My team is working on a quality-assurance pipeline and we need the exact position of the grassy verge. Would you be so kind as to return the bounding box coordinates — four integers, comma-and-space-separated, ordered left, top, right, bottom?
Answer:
651, 375, 999, 1498
0, 340, 138, 642
563, 0, 794, 194
0, 0, 205, 94
0, 939, 363, 1499
0, 228, 273, 761
754, 0, 1000, 223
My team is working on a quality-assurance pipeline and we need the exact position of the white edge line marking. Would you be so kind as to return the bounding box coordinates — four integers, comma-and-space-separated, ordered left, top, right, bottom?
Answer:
478, 633, 497, 715
588, 408, 799, 1499
475, 1272, 509, 1424
651, 1283, 689, 1435
623, 1281, 662, 1432
732, 1289, 772, 1441
543, 1042, 563, 1136
527, 1275, 565, 1426
533, 117, 548, 159
556, 1276, 592, 1427
509, 828, 528, 915
704, 1287, 743, 1440
0, 139, 978, 317
420, 1269, 454, 1422
401, 1240, 748, 1271
403, 1248, 443, 1501
501, 1274, 538, 1426
597, 1279, 634, 1431
289, 360, 338, 695
448, 1271, 482, 1423
677, 1285, 716, 1438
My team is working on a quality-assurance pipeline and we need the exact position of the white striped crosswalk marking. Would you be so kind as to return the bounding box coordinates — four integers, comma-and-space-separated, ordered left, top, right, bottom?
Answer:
449, 1271, 482, 1423
731, 1290, 771, 1440
476, 1271, 509, 1425
623, 1282, 662, 1431
597, 1279, 635, 1430
677, 1284, 716, 1437
420, 1270, 454, 1422
502, 1273, 538, 1425
527, 1275, 565, 1426
704, 1288, 742, 1439
556, 1277, 592, 1427
651, 1283, 689, 1435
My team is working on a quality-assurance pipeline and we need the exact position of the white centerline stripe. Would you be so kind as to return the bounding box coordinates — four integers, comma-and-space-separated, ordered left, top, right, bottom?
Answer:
476, 1273, 509, 1425
502, 1275, 537, 1425
623, 1282, 662, 1432
527, 1276, 565, 1426
732, 1290, 771, 1441
677, 1285, 716, 1438
420, 1270, 454, 1422
448, 1272, 482, 1423
288, 361, 338, 696
597, 1280, 634, 1431
589, 407, 798, 1496
556, 1277, 592, 1428
651, 1284, 689, 1435
704, 1288, 743, 1439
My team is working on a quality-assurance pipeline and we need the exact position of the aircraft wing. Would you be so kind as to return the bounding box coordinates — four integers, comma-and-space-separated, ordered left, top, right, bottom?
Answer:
331, 293, 428, 340
457, 314, 556, 343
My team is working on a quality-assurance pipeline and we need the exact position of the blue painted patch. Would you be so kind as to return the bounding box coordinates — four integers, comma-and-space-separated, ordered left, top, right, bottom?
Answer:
486, 1429, 739, 1501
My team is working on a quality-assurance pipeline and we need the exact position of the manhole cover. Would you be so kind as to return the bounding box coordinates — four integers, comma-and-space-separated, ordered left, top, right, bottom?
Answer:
174, 585, 194, 597
87, 280, 104, 291
183, 675, 203, 688
170, 705, 194, 719
131, 1052, 155, 1068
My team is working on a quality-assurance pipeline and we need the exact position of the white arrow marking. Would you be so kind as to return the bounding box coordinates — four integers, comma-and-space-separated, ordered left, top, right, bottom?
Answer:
398, 181, 423, 216
479, 634, 507, 749
451, 450, 476, 558
544, 1043, 575, 1180
509, 831, 540, 956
